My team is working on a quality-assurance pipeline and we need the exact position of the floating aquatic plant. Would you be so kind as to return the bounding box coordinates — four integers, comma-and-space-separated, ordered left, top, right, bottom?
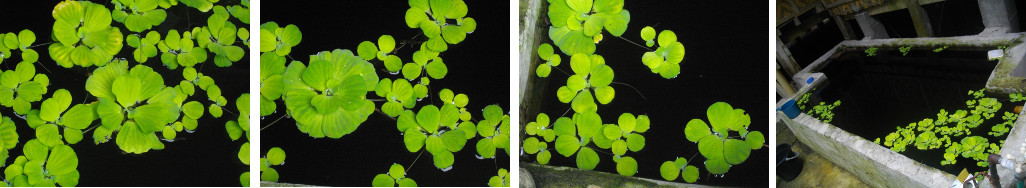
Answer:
0, 29, 39, 64
2, 139, 79, 186
0, 62, 50, 115
111, 0, 168, 33
659, 157, 700, 183
259, 22, 302, 56
555, 53, 615, 110
865, 47, 878, 56
195, 6, 246, 67
84, 61, 180, 154
371, 163, 417, 187
547, 0, 629, 55
878, 89, 1014, 167
683, 102, 763, 175
260, 147, 286, 182
281, 49, 378, 138
639, 26, 684, 79
534, 43, 561, 78
487, 168, 508, 187
49, 0, 123, 68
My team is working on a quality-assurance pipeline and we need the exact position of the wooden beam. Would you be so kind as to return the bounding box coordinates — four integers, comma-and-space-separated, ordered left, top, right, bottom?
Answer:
905, 0, 934, 37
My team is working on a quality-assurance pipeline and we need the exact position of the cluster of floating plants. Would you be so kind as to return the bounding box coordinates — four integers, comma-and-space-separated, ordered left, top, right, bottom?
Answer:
875, 89, 1023, 168
864, 47, 877, 56
0, 0, 252, 186
259, 0, 509, 186
523, 0, 764, 184
796, 92, 841, 123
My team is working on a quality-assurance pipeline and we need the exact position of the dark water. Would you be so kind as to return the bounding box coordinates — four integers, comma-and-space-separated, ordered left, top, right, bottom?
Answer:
525, 1, 769, 187
261, 1, 509, 186
815, 49, 1011, 174
0, 0, 251, 186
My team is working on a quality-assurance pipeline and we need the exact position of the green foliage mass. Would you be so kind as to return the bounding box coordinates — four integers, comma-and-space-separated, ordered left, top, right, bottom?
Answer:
876, 89, 1015, 168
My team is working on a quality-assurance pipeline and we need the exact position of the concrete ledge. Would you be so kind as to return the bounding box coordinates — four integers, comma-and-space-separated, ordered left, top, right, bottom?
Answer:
781, 110, 957, 188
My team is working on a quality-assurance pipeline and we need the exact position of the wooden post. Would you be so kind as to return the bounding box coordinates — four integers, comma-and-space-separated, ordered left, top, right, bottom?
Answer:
777, 36, 801, 78
904, 0, 934, 37
855, 12, 889, 39
832, 13, 857, 40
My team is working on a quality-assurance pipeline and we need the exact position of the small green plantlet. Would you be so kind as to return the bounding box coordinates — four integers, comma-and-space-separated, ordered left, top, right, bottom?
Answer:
1010, 93, 1025, 102
810, 100, 841, 123
899, 46, 912, 56
535, 43, 561, 78
684, 102, 764, 175
659, 157, 699, 183
372, 163, 417, 187
639, 27, 685, 79
260, 147, 286, 182
933, 46, 948, 52
487, 168, 508, 187
545, 0, 629, 55
864, 47, 877, 56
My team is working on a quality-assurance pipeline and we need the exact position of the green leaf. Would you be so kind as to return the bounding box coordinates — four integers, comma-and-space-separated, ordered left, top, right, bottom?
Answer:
684, 119, 711, 142
603, 10, 630, 37
537, 150, 552, 165
583, 15, 604, 37
682, 165, 699, 183
724, 138, 751, 165
707, 102, 736, 135
523, 137, 540, 154
593, 86, 615, 105
554, 136, 580, 157
112, 76, 142, 107
389, 163, 405, 179
705, 158, 730, 175
417, 105, 441, 133
397, 178, 417, 187
566, 0, 592, 14
36, 124, 62, 147
261, 167, 279, 182
116, 122, 159, 154
266, 147, 286, 165
40, 89, 72, 122
402, 63, 421, 80
46, 145, 78, 176
405, 8, 429, 28
357, 41, 378, 61
571, 90, 596, 113
697, 136, 724, 160
425, 135, 446, 155
226, 121, 243, 141
659, 161, 679, 180
280, 24, 302, 47
611, 139, 627, 155
625, 133, 645, 152
747, 131, 765, 149
239, 142, 250, 165
182, 101, 204, 119
553, 117, 576, 136
426, 58, 448, 79
440, 129, 467, 152
594, 0, 624, 13
590, 65, 614, 87
569, 53, 592, 75
657, 29, 678, 48
538, 43, 554, 60
576, 147, 599, 170
162, 125, 176, 140
556, 86, 575, 103
548, 26, 595, 55
616, 156, 637, 176
441, 25, 466, 44
603, 124, 622, 140
432, 150, 454, 169
477, 137, 496, 158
